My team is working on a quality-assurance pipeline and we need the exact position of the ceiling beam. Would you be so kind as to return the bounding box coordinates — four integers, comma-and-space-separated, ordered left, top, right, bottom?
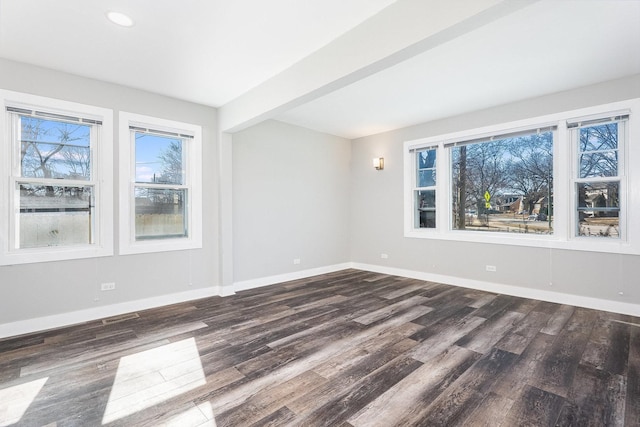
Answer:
219, 0, 538, 134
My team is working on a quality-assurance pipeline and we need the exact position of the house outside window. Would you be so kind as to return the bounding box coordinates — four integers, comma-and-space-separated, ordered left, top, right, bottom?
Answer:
570, 117, 626, 239
403, 98, 639, 255
449, 129, 554, 235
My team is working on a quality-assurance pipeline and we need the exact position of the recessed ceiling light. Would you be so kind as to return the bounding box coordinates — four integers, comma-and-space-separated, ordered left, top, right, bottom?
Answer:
107, 11, 134, 27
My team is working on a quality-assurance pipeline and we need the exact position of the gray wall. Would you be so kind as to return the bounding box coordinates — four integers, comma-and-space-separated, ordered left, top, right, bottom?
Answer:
350, 74, 640, 306
0, 59, 219, 324
2, 57, 639, 329
232, 120, 351, 282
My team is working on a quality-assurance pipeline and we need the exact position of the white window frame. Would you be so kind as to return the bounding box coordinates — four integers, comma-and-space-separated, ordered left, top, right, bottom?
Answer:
0, 90, 114, 265
404, 98, 640, 255
118, 112, 202, 254
569, 115, 627, 240
410, 145, 439, 230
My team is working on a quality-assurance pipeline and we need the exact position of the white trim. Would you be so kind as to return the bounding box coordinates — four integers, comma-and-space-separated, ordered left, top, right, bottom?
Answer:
219, 132, 234, 289
0, 263, 351, 339
403, 98, 640, 255
118, 111, 203, 254
233, 263, 352, 293
350, 262, 640, 317
0, 285, 221, 340
3, 261, 639, 339
0, 90, 114, 266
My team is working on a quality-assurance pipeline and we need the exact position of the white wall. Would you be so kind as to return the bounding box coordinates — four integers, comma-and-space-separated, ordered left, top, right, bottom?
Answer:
232, 120, 351, 284
0, 59, 219, 329
349, 74, 640, 311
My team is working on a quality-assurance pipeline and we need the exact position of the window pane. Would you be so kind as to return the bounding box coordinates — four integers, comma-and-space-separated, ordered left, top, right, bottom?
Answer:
415, 190, 435, 228
577, 181, 619, 238
451, 131, 553, 234
418, 170, 436, 188
416, 149, 436, 187
580, 152, 618, 178
135, 187, 187, 240
20, 116, 91, 180
135, 133, 184, 185
18, 184, 93, 248
579, 123, 618, 152
579, 123, 618, 178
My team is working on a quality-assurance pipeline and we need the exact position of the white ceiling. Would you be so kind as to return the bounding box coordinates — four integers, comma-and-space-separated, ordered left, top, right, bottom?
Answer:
0, 0, 395, 106
1, 0, 639, 139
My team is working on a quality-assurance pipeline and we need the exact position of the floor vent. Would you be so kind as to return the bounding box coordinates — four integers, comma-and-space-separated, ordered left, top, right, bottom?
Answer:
102, 313, 140, 325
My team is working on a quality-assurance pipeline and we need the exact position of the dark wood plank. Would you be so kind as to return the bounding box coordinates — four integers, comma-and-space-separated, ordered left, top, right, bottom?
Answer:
215, 370, 327, 426
461, 391, 514, 427
540, 304, 575, 335
471, 294, 525, 319
494, 310, 551, 355
348, 345, 480, 426
581, 314, 630, 375
455, 309, 524, 353
626, 325, 640, 426
247, 405, 297, 427
530, 307, 595, 397
408, 313, 486, 363
503, 385, 565, 426
491, 332, 556, 398
555, 364, 626, 426
287, 336, 419, 415
294, 354, 424, 426
0, 269, 638, 427
415, 348, 519, 426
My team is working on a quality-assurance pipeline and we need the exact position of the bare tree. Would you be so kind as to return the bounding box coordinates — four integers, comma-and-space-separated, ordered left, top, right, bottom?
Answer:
451, 131, 554, 231
456, 146, 467, 229
452, 141, 510, 224
157, 140, 183, 185
579, 123, 617, 178
21, 118, 90, 198
505, 133, 553, 214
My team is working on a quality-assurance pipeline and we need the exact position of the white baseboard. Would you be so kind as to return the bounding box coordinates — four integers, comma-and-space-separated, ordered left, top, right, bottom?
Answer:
0, 263, 352, 340
0, 286, 220, 340
4, 261, 638, 340
233, 263, 352, 293
350, 262, 640, 317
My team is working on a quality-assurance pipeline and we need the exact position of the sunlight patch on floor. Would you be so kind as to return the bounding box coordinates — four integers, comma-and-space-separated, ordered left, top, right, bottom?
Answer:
102, 337, 206, 424
0, 377, 48, 426
196, 401, 217, 426
157, 401, 217, 427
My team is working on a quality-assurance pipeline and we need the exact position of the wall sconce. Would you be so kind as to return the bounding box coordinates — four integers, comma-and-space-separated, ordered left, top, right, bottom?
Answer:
373, 157, 384, 170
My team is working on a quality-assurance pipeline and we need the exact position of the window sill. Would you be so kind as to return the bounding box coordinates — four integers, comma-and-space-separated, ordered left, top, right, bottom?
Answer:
404, 228, 638, 255
0, 245, 113, 266
118, 237, 202, 255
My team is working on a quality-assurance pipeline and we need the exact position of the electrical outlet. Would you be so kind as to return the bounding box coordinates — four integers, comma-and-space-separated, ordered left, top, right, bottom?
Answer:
381, 253, 389, 259
293, 258, 301, 265
101, 282, 116, 291
485, 265, 497, 272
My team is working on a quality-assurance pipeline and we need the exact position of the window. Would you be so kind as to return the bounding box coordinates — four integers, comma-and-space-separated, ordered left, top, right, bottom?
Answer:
0, 90, 113, 265
119, 112, 202, 254
414, 148, 437, 228
449, 128, 554, 235
570, 116, 626, 239
133, 130, 188, 240
404, 98, 639, 254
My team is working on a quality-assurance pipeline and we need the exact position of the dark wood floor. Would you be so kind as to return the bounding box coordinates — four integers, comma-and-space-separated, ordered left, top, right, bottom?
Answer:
1, 269, 639, 426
